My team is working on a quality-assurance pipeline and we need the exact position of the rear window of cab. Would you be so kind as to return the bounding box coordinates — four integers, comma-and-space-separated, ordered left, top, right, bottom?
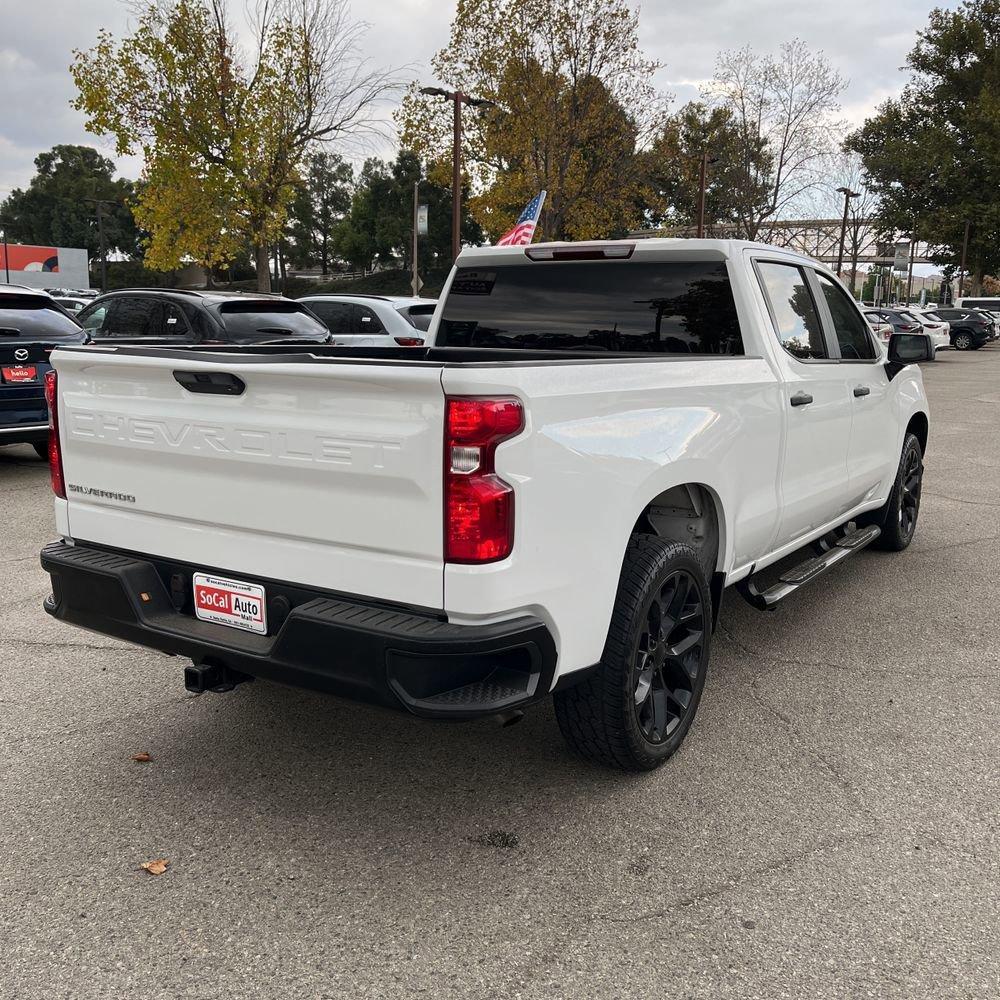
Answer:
216, 301, 330, 341
437, 261, 744, 355
0, 295, 85, 342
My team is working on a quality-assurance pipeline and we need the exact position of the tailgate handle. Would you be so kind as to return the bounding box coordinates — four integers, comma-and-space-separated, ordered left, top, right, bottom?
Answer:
174, 371, 246, 395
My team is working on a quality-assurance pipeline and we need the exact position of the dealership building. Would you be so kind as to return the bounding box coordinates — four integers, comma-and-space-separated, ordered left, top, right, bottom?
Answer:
0, 243, 90, 291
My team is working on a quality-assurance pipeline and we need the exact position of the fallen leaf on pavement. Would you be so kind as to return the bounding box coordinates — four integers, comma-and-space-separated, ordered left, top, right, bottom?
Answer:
140, 859, 169, 876
131, 752, 153, 762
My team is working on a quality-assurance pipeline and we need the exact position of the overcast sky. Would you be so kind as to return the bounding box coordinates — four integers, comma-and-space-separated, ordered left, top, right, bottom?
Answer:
0, 0, 954, 203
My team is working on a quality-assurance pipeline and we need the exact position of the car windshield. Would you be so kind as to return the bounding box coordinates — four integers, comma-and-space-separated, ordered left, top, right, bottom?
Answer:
0, 296, 85, 341
400, 304, 436, 332
437, 261, 744, 354
216, 301, 329, 342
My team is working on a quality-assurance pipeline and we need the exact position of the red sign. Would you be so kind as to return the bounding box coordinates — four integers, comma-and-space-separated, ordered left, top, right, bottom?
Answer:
2, 365, 38, 383
0, 244, 59, 273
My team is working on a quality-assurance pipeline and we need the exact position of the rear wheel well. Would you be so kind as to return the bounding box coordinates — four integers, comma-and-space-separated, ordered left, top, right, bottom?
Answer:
632, 484, 721, 575
907, 412, 929, 454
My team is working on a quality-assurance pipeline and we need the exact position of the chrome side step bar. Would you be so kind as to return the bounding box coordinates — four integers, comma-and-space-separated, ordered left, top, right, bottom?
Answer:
737, 524, 881, 611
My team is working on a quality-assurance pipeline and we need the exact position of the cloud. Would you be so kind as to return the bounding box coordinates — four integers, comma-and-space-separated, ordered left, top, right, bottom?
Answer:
0, 0, 958, 199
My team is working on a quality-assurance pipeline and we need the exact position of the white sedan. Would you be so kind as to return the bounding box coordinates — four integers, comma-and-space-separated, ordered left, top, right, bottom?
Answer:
299, 294, 437, 347
910, 310, 952, 352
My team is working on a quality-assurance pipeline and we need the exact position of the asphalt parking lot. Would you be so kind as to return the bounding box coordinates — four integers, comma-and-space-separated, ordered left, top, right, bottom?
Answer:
2, 348, 999, 1000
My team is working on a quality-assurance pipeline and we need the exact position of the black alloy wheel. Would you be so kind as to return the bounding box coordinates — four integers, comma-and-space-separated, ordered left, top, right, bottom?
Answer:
632, 570, 705, 745
954, 331, 972, 350
553, 537, 712, 771
898, 443, 922, 543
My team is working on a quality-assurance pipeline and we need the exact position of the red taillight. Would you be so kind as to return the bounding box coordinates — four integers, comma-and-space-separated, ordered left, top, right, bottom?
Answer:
444, 397, 523, 563
393, 336, 424, 347
43, 368, 65, 498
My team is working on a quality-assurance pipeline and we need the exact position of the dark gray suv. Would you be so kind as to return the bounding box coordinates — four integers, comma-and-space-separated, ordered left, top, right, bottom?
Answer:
77, 289, 331, 346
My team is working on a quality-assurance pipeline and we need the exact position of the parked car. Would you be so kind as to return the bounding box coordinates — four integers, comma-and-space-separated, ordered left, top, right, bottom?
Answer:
76, 289, 331, 345
869, 308, 949, 353
298, 294, 436, 346
908, 310, 952, 352
926, 307, 997, 350
52, 297, 89, 315
40, 240, 931, 772
863, 310, 894, 344
0, 285, 86, 458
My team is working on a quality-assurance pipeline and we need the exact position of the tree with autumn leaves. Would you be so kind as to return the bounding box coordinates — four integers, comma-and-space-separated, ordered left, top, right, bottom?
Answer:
71, 0, 396, 291
397, 0, 666, 242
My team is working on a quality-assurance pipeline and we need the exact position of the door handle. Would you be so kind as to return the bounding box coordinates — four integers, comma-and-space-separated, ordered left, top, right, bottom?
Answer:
790, 391, 813, 407
173, 371, 246, 395
853, 386, 871, 397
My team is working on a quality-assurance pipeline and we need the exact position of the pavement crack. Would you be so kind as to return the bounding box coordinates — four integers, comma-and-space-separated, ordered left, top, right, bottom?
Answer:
600, 831, 875, 920
921, 491, 1000, 508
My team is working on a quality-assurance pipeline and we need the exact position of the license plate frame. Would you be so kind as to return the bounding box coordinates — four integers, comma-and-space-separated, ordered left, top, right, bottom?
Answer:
192, 572, 267, 635
2, 365, 38, 383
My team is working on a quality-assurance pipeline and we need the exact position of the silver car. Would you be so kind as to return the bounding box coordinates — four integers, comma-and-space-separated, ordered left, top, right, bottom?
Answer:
299, 294, 437, 347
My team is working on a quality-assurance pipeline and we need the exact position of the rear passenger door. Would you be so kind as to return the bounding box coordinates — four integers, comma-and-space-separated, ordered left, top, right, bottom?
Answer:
812, 271, 896, 506
754, 258, 855, 547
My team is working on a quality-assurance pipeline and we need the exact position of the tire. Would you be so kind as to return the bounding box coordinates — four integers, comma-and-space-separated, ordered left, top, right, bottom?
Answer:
554, 536, 711, 772
32, 441, 48, 461
953, 331, 972, 350
862, 432, 924, 551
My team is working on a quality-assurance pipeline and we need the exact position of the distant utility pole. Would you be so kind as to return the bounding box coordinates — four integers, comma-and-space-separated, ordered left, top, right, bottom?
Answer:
0, 222, 9, 284
411, 180, 420, 297
957, 220, 971, 299
419, 86, 497, 260
906, 225, 917, 305
86, 197, 115, 292
835, 187, 860, 277
695, 152, 719, 238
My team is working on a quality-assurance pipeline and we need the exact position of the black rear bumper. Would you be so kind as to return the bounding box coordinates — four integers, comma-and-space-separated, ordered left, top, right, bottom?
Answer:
40, 541, 557, 720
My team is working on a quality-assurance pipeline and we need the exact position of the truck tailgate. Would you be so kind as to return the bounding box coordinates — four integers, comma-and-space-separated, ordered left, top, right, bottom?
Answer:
54, 350, 446, 609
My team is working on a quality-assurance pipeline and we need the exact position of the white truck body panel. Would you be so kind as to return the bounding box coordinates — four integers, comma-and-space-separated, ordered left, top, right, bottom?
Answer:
55, 350, 446, 608
49, 239, 929, 687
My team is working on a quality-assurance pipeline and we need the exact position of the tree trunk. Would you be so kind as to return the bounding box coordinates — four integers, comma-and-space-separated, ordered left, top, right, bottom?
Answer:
255, 243, 271, 293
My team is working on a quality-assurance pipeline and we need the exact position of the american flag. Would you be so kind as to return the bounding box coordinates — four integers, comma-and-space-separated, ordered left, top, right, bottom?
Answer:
496, 190, 547, 246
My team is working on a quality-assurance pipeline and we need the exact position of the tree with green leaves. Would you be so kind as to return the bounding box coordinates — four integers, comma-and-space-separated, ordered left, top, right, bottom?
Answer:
72, 0, 396, 290
286, 153, 355, 276
845, 1, 1000, 293
336, 151, 483, 273
0, 145, 142, 259
643, 102, 772, 235
397, 0, 665, 242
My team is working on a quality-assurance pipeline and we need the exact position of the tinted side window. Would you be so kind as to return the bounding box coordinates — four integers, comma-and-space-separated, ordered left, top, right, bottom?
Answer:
756, 262, 826, 360
308, 301, 353, 335
79, 303, 109, 332
159, 302, 190, 339
104, 297, 158, 338
438, 261, 744, 354
817, 274, 876, 360
355, 305, 384, 333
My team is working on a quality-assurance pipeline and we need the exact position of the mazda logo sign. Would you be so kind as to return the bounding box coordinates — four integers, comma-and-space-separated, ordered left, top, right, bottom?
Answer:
14, 349, 28, 361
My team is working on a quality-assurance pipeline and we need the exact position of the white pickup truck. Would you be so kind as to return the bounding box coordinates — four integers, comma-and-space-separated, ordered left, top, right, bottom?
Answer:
40, 240, 932, 771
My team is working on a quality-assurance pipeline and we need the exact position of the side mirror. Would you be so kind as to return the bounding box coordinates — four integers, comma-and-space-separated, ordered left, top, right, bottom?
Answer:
888, 332, 934, 365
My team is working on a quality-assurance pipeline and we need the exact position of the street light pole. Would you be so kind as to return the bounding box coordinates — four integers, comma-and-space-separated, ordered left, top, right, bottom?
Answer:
696, 151, 708, 238
412, 179, 420, 297
957, 220, 971, 299
452, 93, 463, 261
420, 86, 496, 261
835, 187, 860, 277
